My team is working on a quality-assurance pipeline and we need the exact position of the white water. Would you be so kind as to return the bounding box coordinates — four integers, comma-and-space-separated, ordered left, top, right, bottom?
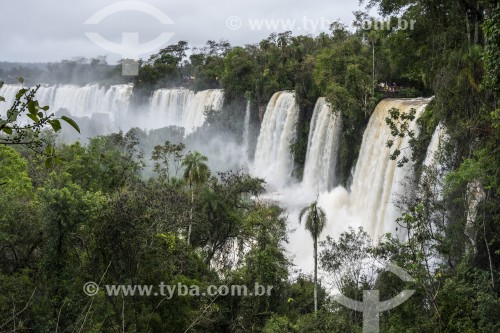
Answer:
0, 83, 134, 132
346, 98, 429, 239
183, 89, 224, 134
148, 88, 193, 128
252, 91, 299, 189
0, 85, 21, 115
0, 84, 224, 135
302, 97, 342, 193
242, 100, 251, 157
422, 123, 448, 171
254, 97, 431, 273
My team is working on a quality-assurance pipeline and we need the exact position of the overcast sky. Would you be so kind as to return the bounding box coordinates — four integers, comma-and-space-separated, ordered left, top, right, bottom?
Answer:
1, 0, 368, 64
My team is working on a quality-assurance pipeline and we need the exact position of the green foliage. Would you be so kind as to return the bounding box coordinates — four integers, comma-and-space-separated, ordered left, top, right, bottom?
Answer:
0, 79, 79, 167
182, 150, 210, 188
481, 3, 500, 99
151, 140, 185, 183
385, 107, 417, 166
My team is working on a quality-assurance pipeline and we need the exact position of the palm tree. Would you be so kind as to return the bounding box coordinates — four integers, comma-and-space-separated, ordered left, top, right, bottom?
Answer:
182, 151, 209, 245
299, 200, 326, 313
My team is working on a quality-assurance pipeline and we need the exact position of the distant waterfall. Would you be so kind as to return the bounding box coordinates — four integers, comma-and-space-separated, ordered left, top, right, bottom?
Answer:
0, 85, 22, 114
302, 97, 342, 193
148, 88, 193, 128
347, 98, 430, 239
0, 83, 133, 130
253, 91, 299, 189
144, 88, 223, 133
242, 100, 251, 157
41, 84, 133, 123
182, 89, 223, 134
0, 84, 224, 135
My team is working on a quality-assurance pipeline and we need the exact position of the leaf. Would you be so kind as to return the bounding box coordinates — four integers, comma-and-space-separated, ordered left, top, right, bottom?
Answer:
45, 146, 54, 155
27, 113, 40, 123
48, 119, 61, 132
15, 89, 28, 100
27, 101, 37, 114
2, 127, 12, 135
61, 116, 80, 133
7, 109, 17, 122
0, 81, 3, 89
17, 77, 24, 84
45, 156, 56, 169
0, 96, 5, 102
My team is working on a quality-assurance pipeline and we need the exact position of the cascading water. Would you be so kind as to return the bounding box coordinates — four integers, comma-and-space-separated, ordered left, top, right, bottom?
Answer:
0, 83, 134, 132
253, 91, 299, 189
41, 84, 133, 122
302, 97, 342, 193
419, 123, 449, 196
242, 101, 251, 154
0, 84, 224, 136
346, 98, 430, 239
422, 123, 448, 172
183, 89, 224, 134
0, 84, 24, 114
147, 88, 194, 128
275, 97, 431, 272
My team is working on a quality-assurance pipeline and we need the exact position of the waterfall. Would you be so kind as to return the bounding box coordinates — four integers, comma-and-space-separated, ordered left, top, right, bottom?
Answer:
0, 84, 23, 115
242, 100, 251, 157
0, 83, 133, 130
183, 89, 224, 134
419, 123, 449, 203
422, 123, 448, 171
346, 98, 430, 239
148, 88, 194, 128
147, 88, 223, 133
0, 84, 224, 135
253, 91, 299, 189
302, 97, 342, 193
42, 84, 133, 121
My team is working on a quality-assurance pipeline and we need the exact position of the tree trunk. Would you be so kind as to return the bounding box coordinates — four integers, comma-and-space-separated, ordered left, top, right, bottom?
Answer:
314, 236, 318, 313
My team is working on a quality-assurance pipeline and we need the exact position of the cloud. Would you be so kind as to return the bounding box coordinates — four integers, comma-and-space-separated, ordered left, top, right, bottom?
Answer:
0, 0, 361, 63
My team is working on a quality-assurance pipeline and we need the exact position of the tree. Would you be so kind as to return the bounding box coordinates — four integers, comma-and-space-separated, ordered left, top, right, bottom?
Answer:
0, 79, 80, 167
182, 151, 210, 245
320, 227, 375, 296
298, 201, 326, 313
151, 140, 185, 183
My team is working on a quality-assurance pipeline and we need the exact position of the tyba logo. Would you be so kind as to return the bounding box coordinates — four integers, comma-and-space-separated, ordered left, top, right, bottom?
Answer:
84, 1, 174, 75
334, 263, 415, 333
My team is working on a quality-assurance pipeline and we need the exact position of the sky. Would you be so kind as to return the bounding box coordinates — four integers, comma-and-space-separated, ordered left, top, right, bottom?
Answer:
0, 0, 367, 64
